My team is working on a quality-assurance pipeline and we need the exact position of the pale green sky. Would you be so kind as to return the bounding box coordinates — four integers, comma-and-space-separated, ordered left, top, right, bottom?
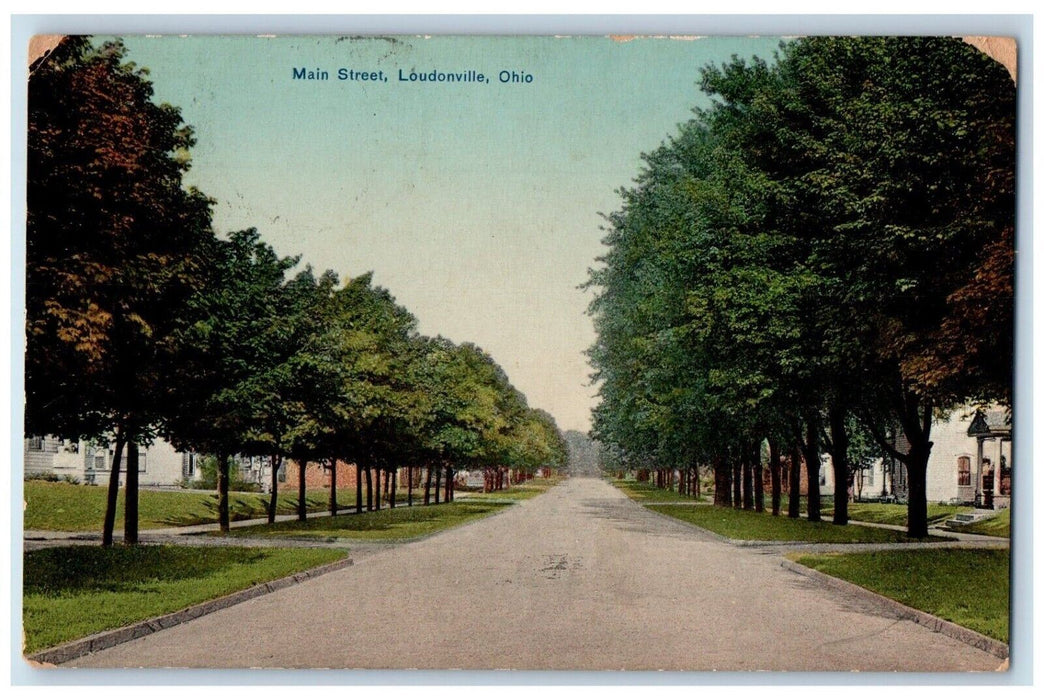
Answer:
116, 34, 783, 432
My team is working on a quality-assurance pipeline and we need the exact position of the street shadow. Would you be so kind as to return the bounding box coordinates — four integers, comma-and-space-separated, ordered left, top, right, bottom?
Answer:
580, 498, 719, 541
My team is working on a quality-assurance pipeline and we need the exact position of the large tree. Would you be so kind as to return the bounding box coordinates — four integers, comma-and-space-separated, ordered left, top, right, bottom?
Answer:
701, 37, 1015, 536
589, 37, 1014, 538
26, 37, 214, 545
163, 228, 300, 532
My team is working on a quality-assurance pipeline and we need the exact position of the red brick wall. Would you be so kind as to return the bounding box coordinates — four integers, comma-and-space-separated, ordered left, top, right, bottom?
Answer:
763, 455, 812, 495
284, 460, 359, 489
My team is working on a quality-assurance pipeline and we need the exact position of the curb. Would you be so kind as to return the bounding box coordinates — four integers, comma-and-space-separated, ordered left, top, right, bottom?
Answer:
641, 504, 809, 547
26, 556, 354, 666
780, 559, 1009, 660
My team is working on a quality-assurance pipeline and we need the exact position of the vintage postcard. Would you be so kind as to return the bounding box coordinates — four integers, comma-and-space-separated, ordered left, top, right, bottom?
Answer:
18, 30, 1017, 674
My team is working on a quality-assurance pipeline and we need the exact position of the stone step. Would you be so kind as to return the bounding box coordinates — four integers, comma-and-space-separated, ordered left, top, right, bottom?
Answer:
945, 511, 998, 528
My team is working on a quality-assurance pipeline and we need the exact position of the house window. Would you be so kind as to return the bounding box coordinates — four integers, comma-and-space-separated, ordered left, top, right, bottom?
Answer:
27, 436, 43, 451
957, 456, 971, 486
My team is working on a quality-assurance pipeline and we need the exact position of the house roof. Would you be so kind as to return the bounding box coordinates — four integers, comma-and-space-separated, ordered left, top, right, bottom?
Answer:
967, 409, 1011, 438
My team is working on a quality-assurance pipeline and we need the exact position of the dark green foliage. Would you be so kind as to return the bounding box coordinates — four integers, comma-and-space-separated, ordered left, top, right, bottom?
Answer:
587, 37, 1014, 537
26, 37, 214, 443
27, 37, 217, 545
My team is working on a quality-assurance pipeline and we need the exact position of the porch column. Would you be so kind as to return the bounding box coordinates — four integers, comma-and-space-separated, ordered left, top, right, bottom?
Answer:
974, 437, 985, 506
993, 438, 1003, 504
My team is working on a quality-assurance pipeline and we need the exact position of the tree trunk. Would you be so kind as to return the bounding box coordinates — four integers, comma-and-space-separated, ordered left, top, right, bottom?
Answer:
695, 465, 702, 500
752, 442, 765, 513
434, 466, 442, 504
713, 454, 731, 507
390, 468, 397, 508
906, 446, 931, 538
732, 455, 742, 509
375, 467, 381, 511
788, 445, 802, 519
329, 458, 338, 516
768, 439, 781, 516
802, 420, 822, 522
123, 439, 140, 544
444, 466, 452, 502
742, 450, 754, 510
102, 430, 126, 547
407, 466, 413, 507
365, 466, 373, 511
217, 452, 230, 533
267, 454, 282, 524
356, 463, 363, 514
424, 465, 433, 505
862, 390, 935, 538
297, 458, 307, 521
828, 406, 850, 526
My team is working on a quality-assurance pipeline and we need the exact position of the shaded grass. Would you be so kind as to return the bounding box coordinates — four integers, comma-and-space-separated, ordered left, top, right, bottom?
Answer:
649, 504, 951, 543
24, 481, 328, 531
825, 501, 973, 528
945, 507, 1011, 538
612, 479, 704, 503
793, 549, 1009, 643
221, 501, 511, 541
23, 544, 346, 653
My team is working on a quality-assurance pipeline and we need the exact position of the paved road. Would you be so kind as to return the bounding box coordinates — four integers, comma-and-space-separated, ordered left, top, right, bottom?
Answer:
68, 477, 1002, 671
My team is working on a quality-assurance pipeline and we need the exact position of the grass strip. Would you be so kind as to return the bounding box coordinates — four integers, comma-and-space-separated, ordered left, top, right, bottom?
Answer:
823, 502, 973, 528
793, 549, 1009, 643
24, 481, 328, 531
649, 503, 951, 543
23, 544, 346, 653
222, 500, 510, 541
612, 479, 704, 503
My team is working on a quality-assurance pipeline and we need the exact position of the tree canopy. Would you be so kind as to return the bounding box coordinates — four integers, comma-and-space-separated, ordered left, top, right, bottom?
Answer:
26, 36, 568, 542
586, 36, 1014, 537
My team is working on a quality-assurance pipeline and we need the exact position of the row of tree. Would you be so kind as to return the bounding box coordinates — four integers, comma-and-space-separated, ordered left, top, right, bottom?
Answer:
586, 37, 1014, 537
26, 37, 567, 547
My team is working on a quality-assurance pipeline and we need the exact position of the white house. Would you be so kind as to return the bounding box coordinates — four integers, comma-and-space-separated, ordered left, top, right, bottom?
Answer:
832, 406, 1012, 508
24, 435, 197, 487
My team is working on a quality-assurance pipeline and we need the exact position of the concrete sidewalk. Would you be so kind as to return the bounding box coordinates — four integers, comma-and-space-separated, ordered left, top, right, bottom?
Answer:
23, 498, 431, 549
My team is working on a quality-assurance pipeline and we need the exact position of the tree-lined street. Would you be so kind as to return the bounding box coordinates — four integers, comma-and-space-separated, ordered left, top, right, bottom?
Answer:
69, 478, 1001, 671
21, 33, 1016, 674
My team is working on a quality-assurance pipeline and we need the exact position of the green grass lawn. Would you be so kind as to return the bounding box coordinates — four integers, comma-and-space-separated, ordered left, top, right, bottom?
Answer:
23, 544, 346, 654
612, 479, 704, 502
945, 507, 1011, 538
649, 504, 951, 543
221, 500, 511, 541
794, 549, 1010, 642
23, 481, 329, 531
824, 501, 973, 528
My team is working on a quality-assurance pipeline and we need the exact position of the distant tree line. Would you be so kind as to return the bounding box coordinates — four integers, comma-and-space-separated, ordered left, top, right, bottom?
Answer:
26, 37, 568, 547
562, 430, 604, 476
585, 37, 1014, 537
